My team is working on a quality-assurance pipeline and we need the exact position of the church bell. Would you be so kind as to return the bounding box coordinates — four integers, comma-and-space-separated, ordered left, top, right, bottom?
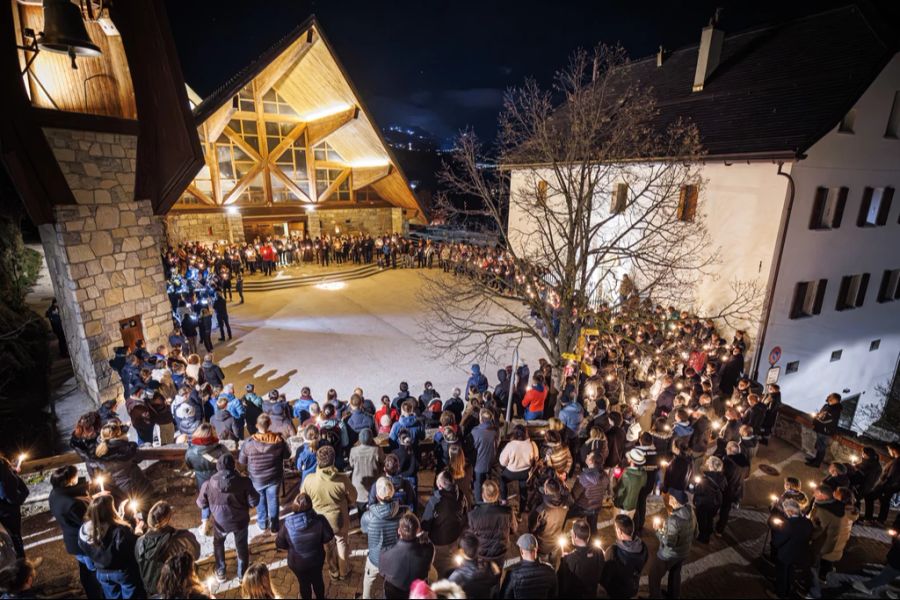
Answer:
38, 0, 102, 69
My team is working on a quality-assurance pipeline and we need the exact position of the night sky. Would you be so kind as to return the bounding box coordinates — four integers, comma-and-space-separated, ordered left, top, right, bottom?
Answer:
166, 0, 875, 147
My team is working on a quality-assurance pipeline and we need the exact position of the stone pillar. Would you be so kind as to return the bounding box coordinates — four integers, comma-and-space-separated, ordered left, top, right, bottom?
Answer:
38, 128, 173, 404
307, 213, 322, 239
164, 212, 246, 246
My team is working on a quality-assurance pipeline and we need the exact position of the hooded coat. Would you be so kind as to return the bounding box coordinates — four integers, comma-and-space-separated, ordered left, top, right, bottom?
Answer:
300, 465, 357, 534
47, 481, 89, 556
239, 431, 291, 487
810, 499, 859, 561
184, 438, 231, 488
421, 483, 467, 546
134, 526, 200, 595
196, 454, 260, 532
265, 400, 297, 439
657, 503, 697, 561
467, 502, 514, 562
528, 492, 571, 552
493, 369, 510, 404
78, 520, 141, 576
601, 537, 648, 599
93, 436, 154, 499
276, 508, 335, 574
467, 364, 489, 394
349, 431, 384, 500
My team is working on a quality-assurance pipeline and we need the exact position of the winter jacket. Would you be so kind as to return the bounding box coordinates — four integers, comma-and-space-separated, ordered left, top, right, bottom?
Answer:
693, 471, 725, 512
78, 521, 139, 573
771, 515, 813, 567
743, 403, 767, 435
210, 409, 240, 441
184, 440, 231, 489
92, 437, 154, 499
614, 467, 647, 512
360, 500, 401, 567
0, 462, 28, 522
47, 482, 89, 556
500, 559, 558, 599
875, 457, 900, 495
200, 361, 225, 389
573, 467, 609, 511
367, 474, 418, 513
276, 509, 335, 573
292, 396, 316, 422
470, 422, 499, 473
389, 414, 425, 447
722, 453, 750, 503
494, 369, 511, 404
238, 432, 291, 487
656, 504, 697, 562
197, 455, 260, 533
529, 492, 571, 553
522, 385, 548, 416
300, 466, 357, 534
601, 537, 648, 599
545, 442, 573, 476
266, 401, 297, 439
500, 440, 538, 472
810, 499, 859, 561
662, 454, 693, 494
172, 397, 203, 437
580, 437, 609, 468
812, 403, 843, 436
559, 402, 584, 434
346, 410, 376, 445
70, 434, 99, 475
443, 396, 465, 425
851, 456, 882, 497
690, 415, 711, 454
467, 502, 514, 562
467, 364, 489, 395
421, 484, 466, 546
380, 539, 435, 598
605, 426, 626, 468
349, 444, 384, 500
135, 526, 200, 595
558, 545, 603, 598
449, 558, 500, 599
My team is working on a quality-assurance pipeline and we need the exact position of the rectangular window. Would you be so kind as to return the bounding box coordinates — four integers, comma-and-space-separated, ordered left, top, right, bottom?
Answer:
870, 339, 881, 352
677, 184, 698, 222
857, 187, 894, 227
611, 183, 628, 214
838, 109, 856, 134
878, 268, 900, 303
809, 186, 848, 230
789, 279, 827, 319
836, 273, 870, 311
786, 361, 800, 374
886, 91, 900, 138
830, 350, 842, 362
536, 180, 548, 206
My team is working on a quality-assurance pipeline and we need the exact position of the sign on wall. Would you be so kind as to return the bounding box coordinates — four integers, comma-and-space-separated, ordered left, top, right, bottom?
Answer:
768, 346, 782, 366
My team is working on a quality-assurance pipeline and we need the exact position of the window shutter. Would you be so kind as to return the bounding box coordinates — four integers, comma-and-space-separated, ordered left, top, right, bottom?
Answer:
686, 186, 698, 221
856, 273, 870, 307
813, 279, 827, 314
858, 187, 874, 227
836, 276, 850, 311
832, 187, 848, 228
677, 187, 687, 220
810, 187, 827, 229
790, 282, 807, 319
877, 270, 892, 303
876, 187, 894, 226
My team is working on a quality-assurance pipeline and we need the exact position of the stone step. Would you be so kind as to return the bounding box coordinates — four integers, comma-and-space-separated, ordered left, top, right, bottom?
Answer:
244, 265, 383, 291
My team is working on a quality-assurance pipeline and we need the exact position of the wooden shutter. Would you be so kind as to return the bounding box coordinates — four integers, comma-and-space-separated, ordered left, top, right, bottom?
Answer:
813, 279, 827, 314
836, 276, 851, 311
790, 282, 808, 318
856, 273, 871, 307
810, 187, 827, 229
832, 187, 848, 228
877, 270, 892, 303
876, 187, 894, 226
611, 183, 627, 214
677, 185, 698, 222
536, 180, 548, 206
857, 187, 874, 226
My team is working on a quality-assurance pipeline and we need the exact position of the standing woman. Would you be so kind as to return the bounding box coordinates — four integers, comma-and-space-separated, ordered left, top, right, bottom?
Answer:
499, 425, 539, 501
276, 493, 334, 599
241, 562, 278, 599
155, 552, 209, 599
448, 444, 474, 509
199, 307, 214, 353
77, 495, 145, 599
184, 423, 231, 532
70, 412, 102, 478
0, 457, 29, 559
93, 421, 155, 502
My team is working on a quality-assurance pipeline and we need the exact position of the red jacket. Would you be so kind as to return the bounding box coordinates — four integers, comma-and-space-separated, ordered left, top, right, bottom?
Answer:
522, 386, 548, 414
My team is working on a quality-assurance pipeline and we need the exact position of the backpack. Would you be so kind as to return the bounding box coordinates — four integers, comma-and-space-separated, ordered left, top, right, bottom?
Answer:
318, 421, 342, 449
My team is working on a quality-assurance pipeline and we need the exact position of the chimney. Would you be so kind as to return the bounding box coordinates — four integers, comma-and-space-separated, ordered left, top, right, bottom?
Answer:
656, 46, 665, 68
692, 9, 724, 92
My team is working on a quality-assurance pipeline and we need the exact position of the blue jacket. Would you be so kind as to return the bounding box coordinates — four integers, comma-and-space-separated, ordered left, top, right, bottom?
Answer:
347, 410, 376, 443
673, 422, 694, 440
295, 444, 318, 484
360, 500, 401, 568
223, 395, 245, 420
470, 422, 498, 474
467, 364, 488, 394
559, 402, 584, 433
389, 414, 425, 446
293, 397, 316, 421
276, 509, 334, 573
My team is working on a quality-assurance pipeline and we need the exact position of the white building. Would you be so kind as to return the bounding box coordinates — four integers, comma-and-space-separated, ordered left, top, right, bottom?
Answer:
506, 6, 900, 433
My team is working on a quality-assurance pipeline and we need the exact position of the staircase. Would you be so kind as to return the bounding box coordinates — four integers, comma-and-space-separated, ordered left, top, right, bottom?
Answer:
242, 263, 383, 292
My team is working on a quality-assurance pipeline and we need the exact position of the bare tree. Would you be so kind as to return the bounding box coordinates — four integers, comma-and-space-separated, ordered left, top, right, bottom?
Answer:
422, 45, 762, 376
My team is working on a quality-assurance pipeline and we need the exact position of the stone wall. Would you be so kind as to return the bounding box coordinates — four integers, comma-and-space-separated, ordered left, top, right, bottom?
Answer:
309, 206, 404, 237
164, 212, 245, 246
39, 128, 172, 404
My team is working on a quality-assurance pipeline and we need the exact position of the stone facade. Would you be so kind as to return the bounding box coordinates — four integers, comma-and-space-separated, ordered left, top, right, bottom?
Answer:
39, 128, 171, 404
308, 207, 405, 238
164, 212, 245, 246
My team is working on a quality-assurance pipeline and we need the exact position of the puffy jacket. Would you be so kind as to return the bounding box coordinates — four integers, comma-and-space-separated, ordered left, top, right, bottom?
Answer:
810, 499, 859, 561
771, 515, 813, 566
545, 442, 573, 476
47, 481, 89, 555
349, 444, 384, 500
614, 467, 647, 512
467, 364, 489, 394
573, 467, 609, 511
92, 437, 154, 499
380, 539, 435, 598
470, 423, 499, 473
601, 537, 648, 599
421, 484, 466, 546
528, 492, 571, 554
265, 401, 297, 439
389, 414, 425, 447
449, 558, 500, 599
172, 397, 203, 437
300, 466, 357, 533
292, 397, 316, 422
500, 559, 558, 598
135, 526, 199, 595
276, 509, 334, 573
200, 361, 225, 388
239, 432, 291, 487
722, 453, 750, 503
360, 500, 401, 567
367, 474, 418, 513
0, 462, 29, 521
656, 504, 697, 561
693, 471, 725, 512
558, 545, 604, 598
184, 440, 231, 488
467, 502, 514, 561
197, 455, 260, 533
580, 437, 609, 468
78, 522, 139, 573
346, 410, 375, 445
522, 385, 548, 415
559, 402, 583, 433
210, 409, 240, 441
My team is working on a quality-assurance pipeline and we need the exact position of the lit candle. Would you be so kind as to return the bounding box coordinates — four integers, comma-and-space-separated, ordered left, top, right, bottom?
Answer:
771, 517, 784, 527
849, 454, 859, 464
593, 538, 603, 550
712, 420, 722, 431
808, 481, 818, 489
15, 453, 26, 471
889, 529, 898, 537
455, 553, 464, 566
129, 499, 140, 514
659, 460, 669, 468
653, 516, 663, 529
205, 576, 216, 593
693, 475, 702, 485
558, 535, 568, 549
770, 493, 779, 503
97, 475, 105, 494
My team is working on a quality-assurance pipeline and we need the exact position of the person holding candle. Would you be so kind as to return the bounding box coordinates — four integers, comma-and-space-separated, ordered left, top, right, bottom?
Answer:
692, 456, 725, 544
134, 501, 200, 597
600, 514, 648, 599
379, 513, 435, 599
770, 499, 812, 599
648, 489, 697, 599
528, 477, 571, 569
852, 513, 900, 595
864, 442, 900, 525
806, 393, 843, 468
48, 465, 103, 598
93, 421, 154, 502
498, 533, 558, 599
850, 446, 881, 510
0, 456, 28, 560
77, 494, 145, 599
448, 532, 501, 598
557, 519, 604, 598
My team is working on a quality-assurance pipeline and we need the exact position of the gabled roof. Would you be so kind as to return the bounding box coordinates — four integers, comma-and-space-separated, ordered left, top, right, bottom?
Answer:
619, 4, 896, 159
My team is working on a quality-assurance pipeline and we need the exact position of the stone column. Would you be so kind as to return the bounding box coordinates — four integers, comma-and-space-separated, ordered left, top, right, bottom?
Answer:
38, 128, 173, 404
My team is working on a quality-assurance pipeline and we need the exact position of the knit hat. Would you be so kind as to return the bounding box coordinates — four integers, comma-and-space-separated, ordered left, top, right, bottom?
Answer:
358, 428, 373, 445
626, 448, 646, 466
316, 445, 336, 468
516, 533, 538, 551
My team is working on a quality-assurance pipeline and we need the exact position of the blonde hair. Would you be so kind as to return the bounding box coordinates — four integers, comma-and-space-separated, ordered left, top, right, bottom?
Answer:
241, 562, 276, 599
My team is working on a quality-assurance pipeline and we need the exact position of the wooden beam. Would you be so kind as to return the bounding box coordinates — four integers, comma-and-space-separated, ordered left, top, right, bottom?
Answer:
317, 168, 350, 203
270, 166, 312, 203
205, 102, 236, 143
252, 80, 273, 206
222, 162, 264, 205
307, 106, 358, 147
351, 164, 392, 189
266, 122, 307, 164
222, 125, 263, 162
255, 29, 317, 97
305, 129, 318, 203
186, 183, 215, 205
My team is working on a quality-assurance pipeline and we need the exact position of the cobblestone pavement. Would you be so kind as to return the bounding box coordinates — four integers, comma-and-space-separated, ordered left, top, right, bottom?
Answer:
22, 436, 899, 599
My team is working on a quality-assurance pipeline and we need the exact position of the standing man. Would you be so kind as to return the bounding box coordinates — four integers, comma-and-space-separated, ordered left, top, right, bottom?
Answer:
235, 272, 244, 304
421, 470, 467, 578
47, 465, 102, 598
470, 409, 499, 503
770, 499, 812, 599
467, 479, 515, 571
499, 534, 558, 599
213, 290, 232, 342
0, 456, 29, 558
238, 414, 291, 535
197, 454, 260, 583
806, 393, 843, 468
360, 477, 402, 599
300, 446, 357, 582
379, 514, 435, 600
45, 298, 68, 357
648, 490, 696, 599
557, 519, 603, 598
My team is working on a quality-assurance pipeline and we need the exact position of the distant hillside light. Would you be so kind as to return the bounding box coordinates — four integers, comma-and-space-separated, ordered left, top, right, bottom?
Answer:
38, 0, 102, 69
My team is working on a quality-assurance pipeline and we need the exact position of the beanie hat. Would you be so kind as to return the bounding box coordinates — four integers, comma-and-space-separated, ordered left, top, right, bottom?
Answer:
316, 445, 336, 468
